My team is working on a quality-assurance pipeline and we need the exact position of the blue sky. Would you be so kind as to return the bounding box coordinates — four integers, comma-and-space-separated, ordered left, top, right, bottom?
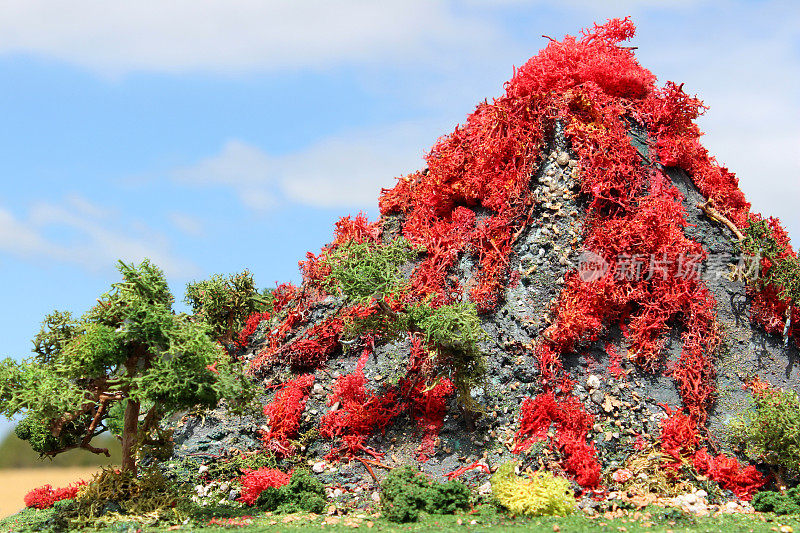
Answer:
1, 1, 798, 437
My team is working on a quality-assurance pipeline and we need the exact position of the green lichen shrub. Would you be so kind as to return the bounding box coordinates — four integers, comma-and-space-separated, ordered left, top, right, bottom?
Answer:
0, 259, 254, 475
321, 237, 487, 411
727, 387, 800, 483
740, 217, 800, 304
411, 301, 487, 411
752, 488, 800, 515
68, 466, 188, 528
490, 462, 575, 517
256, 470, 326, 514
185, 270, 268, 344
322, 238, 418, 305
380, 465, 471, 523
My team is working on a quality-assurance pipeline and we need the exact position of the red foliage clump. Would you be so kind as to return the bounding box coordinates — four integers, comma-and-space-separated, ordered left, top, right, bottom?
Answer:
745, 376, 774, 398
446, 461, 491, 481
408, 376, 454, 462
693, 447, 765, 500
284, 317, 343, 370
238, 468, 292, 506
744, 215, 800, 347
24, 481, 86, 509
261, 373, 315, 456
643, 81, 750, 227
238, 311, 270, 347
605, 343, 625, 378
658, 407, 701, 463
270, 282, 298, 314
515, 392, 600, 487
319, 368, 403, 459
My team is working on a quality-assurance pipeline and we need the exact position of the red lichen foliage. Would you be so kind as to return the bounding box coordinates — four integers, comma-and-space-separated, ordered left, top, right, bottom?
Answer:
658, 406, 701, 463
284, 317, 343, 370
605, 342, 625, 378
744, 215, 800, 347
408, 376, 454, 462
239, 311, 270, 347
261, 373, 315, 456
446, 461, 491, 481
24, 481, 86, 509
238, 468, 292, 506
693, 447, 765, 500
319, 368, 403, 460
643, 81, 750, 227
515, 392, 600, 488
271, 282, 298, 310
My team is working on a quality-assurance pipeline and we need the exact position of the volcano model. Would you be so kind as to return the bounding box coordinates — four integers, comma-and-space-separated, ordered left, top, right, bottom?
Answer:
171, 17, 798, 511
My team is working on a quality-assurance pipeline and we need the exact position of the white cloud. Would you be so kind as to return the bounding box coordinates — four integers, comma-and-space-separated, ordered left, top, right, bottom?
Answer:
0, 0, 498, 75
173, 140, 278, 209
172, 122, 439, 210
0, 208, 51, 257
0, 197, 197, 277
168, 212, 205, 238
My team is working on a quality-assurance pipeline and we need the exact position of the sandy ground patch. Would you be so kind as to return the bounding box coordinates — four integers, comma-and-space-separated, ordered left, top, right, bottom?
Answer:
0, 467, 102, 519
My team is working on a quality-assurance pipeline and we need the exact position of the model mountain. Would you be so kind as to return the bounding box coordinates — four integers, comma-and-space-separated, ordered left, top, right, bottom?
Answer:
172, 17, 799, 506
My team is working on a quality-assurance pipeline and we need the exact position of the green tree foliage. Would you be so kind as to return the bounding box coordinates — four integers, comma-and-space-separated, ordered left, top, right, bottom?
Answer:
0, 260, 254, 474
380, 465, 471, 523
185, 270, 268, 344
0, 431, 121, 468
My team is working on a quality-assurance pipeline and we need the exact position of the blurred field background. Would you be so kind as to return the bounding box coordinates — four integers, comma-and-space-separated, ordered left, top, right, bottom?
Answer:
0, 430, 121, 518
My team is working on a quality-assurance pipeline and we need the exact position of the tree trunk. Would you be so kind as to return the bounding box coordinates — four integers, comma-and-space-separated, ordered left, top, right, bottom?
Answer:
121, 399, 140, 475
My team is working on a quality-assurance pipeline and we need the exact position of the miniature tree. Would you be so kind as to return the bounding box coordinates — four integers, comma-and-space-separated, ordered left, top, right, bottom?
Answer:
185, 270, 269, 344
0, 260, 253, 475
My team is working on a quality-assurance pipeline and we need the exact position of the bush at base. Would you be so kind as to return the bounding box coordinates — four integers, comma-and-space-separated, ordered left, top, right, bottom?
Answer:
380, 465, 471, 523
752, 488, 800, 515
491, 462, 575, 517
254, 470, 327, 514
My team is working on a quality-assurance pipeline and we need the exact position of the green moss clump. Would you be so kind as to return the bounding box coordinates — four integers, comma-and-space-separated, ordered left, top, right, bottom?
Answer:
256, 470, 326, 514
412, 302, 486, 410
322, 238, 417, 304
740, 217, 800, 304
490, 462, 575, 517
727, 387, 800, 480
185, 270, 268, 344
752, 488, 800, 515
380, 465, 471, 523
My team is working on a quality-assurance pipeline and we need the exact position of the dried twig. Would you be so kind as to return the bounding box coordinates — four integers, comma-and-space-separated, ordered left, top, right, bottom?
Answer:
696, 199, 744, 241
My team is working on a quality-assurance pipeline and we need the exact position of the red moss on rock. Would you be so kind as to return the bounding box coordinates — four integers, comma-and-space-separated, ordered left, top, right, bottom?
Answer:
261, 373, 315, 456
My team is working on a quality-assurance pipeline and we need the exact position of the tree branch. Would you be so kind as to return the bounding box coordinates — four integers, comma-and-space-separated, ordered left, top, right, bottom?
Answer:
376, 298, 398, 320
696, 199, 744, 241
